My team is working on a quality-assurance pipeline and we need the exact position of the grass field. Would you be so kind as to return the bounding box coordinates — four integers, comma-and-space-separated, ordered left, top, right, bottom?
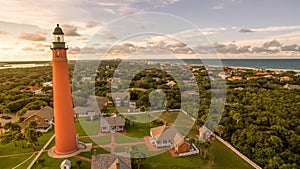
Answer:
77, 118, 99, 136
30, 152, 91, 169
125, 121, 151, 138
115, 134, 144, 144
89, 135, 111, 145
142, 151, 208, 169
0, 154, 32, 169
0, 129, 54, 156
115, 144, 164, 157
140, 140, 254, 169
210, 140, 254, 169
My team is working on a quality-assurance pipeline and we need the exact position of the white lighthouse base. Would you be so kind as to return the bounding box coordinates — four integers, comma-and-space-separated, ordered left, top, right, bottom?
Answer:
48, 143, 92, 158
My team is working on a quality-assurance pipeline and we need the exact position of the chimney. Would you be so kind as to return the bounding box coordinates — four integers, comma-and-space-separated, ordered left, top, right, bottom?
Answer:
93, 149, 97, 156
116, 162, 120, 169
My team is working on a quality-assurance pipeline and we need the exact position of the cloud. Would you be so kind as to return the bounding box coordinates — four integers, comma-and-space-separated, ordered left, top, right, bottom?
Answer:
0, 30, 8, 35
252, 47, 279, 54
22, 47, 45, 52
211, 4, 224, 10
211, 0, 240, 10
68, 46, 81, 54
19, 32, 46, 41
33, 43, 49, 48
86, 21, 102, 28
281, 44, 299, 52
251, 25, 300, 32
123, 8, 135, 16
239, 28, 254, 33
262, 39, 281, 48
102, 32, 117, 39
97, 2, 119, 6
62, 24, 80, 36
209, 41, 284, 54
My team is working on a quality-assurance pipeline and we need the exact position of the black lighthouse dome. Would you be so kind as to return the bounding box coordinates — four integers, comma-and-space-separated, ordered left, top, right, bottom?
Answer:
53, 24, 64, 35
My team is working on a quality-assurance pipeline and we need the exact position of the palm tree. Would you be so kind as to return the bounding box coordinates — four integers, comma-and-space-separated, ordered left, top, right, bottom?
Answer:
233, 113, 242, 124
130, 146, 146, 169
215, 125, 225, 138
201, 141, 212, 160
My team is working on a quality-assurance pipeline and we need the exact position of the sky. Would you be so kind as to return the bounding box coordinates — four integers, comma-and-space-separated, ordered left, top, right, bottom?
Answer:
0, 0, 300, 61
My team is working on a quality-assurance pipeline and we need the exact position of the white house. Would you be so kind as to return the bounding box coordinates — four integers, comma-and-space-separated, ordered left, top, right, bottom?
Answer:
100, 115, 125, 133
60, 159, 71, 169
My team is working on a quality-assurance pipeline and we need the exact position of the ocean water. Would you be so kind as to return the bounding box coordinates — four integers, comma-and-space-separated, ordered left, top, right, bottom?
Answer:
1, 59, 300, 71
150, 59, 300, 71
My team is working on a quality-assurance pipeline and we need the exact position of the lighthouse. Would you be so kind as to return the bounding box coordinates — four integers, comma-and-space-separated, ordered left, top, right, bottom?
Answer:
51, 24, 77, 154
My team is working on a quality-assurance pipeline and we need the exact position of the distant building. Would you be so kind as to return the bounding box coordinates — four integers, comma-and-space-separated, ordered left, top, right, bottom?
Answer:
280, 76, 293, 82
255, 72, 270, 75
23, 106, 54, 132
42, 81, 53, 87
166, 80, 176, 86
227, 76, 242, 81
247, 76, 260, 80
284, 84, 300, 90
218, 72, 231, 79
100, 115, 125, 133
106, 92, 129, 107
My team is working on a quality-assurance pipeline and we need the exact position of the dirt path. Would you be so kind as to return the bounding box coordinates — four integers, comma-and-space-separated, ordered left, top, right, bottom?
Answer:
0, 151, 39, 158
75, 155, 92, 163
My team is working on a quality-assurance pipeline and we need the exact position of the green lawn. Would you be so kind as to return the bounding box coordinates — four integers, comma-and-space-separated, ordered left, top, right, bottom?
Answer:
0, 154, 31, 169
89, 135, 111, 145
124, 111, 163, 123
142, 151, 208, 169
157, 111, 179, 124
29, 152, 91, 169
211, 140, 254, 169
0, 129, 54, 156
77, 118, 99, 136
115, 144, 164, 157
115, 134, 144, 144
125, 121, 151, 138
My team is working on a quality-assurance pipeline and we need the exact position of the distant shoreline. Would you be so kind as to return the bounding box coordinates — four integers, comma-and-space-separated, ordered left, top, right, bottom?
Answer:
0, 59, 300, 72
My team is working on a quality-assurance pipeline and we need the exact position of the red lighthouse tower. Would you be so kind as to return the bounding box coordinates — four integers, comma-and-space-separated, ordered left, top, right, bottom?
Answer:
51, 24, 77, 154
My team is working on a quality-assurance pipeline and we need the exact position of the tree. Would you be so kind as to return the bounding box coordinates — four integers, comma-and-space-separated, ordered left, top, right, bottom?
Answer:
233, 113, 242, 124
76, 160, 82, 168
130, 146, 146, 169
37, 157, 46, 166
24, 121, 42, 149
215, 125, 225, 138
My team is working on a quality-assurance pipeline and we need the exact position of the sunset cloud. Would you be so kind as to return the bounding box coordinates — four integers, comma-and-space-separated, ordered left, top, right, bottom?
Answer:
0, 30, 8, 35
62, 24, 80, 36
239, 28, 254, 33
86, 21, 102, 28
19, 32, 46, 41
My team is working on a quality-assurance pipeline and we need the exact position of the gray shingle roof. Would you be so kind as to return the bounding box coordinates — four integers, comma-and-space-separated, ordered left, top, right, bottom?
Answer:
156, 126, 183, 142
91, 154, 131, 169
25, 106, 54, 121
100, 116, 125, 127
